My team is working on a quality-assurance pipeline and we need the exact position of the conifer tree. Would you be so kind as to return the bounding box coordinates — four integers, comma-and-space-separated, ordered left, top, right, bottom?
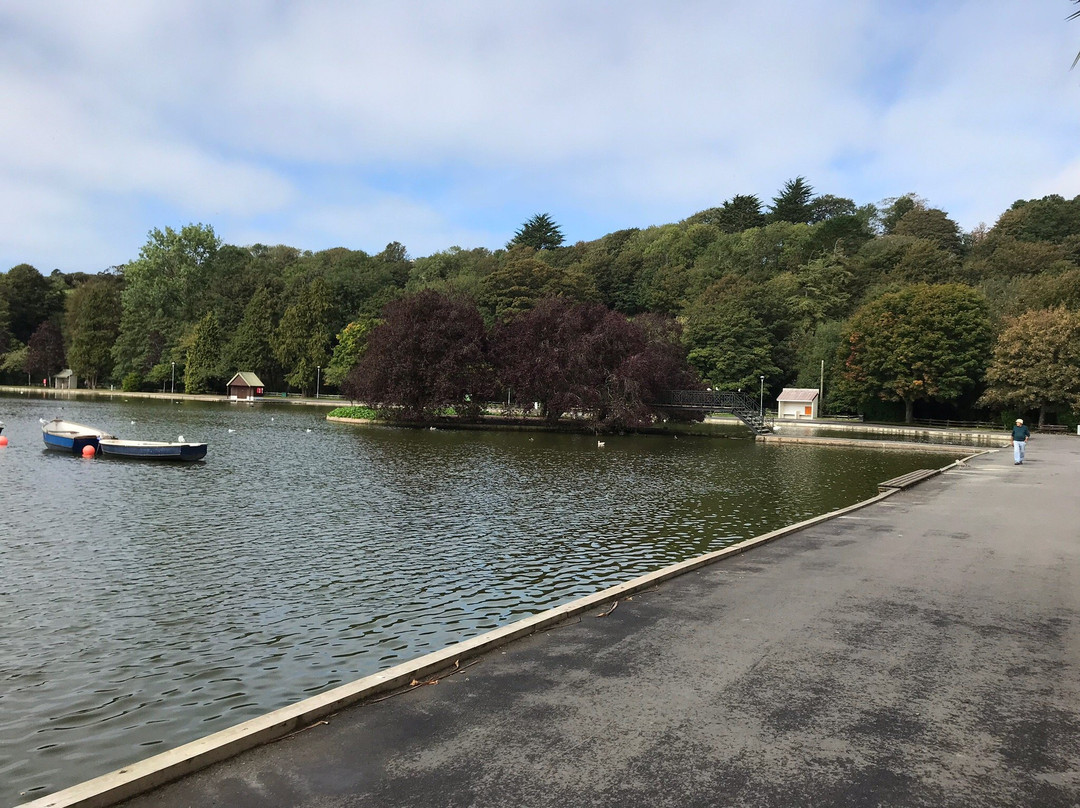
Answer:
768, 177, 815, 225
508, 213, 565, 250
184, 312, 225, 394
225, 286, 280, 382
273, 277, 333, 394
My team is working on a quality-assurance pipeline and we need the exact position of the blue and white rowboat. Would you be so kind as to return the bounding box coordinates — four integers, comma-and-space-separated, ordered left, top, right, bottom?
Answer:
98, 439, 207, 461
42, 418, 115, 454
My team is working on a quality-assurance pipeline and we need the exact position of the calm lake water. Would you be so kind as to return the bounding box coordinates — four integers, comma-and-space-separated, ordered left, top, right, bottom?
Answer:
1, 393, 960, 804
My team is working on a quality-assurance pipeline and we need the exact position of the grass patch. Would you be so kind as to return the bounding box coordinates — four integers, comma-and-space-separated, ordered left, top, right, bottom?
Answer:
327, 405, 379, 420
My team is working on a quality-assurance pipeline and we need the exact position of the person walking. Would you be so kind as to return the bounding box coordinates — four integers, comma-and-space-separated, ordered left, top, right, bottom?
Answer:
1012, 418, 1031, 465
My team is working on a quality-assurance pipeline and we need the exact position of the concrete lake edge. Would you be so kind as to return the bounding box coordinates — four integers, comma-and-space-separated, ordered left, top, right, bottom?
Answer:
19, 446, 995, 808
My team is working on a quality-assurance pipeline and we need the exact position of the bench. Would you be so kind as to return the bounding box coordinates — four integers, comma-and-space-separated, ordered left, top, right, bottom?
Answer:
878, 469, 942, 492
1036, 425, 1069, 434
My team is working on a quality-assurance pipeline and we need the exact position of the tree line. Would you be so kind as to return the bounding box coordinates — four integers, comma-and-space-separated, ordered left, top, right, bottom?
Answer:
3, 179, 1080, 428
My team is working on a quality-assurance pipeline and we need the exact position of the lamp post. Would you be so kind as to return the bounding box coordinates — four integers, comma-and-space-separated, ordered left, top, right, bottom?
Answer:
759, 375, 765, 420
316, 366, 321, 400
171, 362, 175, 394
819, 359, 825, 415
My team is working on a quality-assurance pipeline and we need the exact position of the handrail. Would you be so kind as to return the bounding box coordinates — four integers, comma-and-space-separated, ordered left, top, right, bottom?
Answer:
655, 390, 772, 435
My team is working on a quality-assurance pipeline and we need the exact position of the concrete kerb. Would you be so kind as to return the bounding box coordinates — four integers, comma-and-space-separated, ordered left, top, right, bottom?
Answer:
22, 448, 992, 808
757, 434, 1007, 451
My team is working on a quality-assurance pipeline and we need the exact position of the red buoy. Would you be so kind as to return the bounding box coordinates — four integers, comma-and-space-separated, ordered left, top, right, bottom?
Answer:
81, 444, 96, 458
0, 435, 8, 447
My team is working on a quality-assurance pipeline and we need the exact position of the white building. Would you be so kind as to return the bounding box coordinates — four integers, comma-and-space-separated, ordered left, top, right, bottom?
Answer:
53, 369, 77, 389
777, 388, 820, 419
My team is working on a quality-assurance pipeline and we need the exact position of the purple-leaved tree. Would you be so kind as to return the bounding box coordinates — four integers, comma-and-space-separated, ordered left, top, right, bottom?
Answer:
342, 290, 493, 419
492, 298, 700, 429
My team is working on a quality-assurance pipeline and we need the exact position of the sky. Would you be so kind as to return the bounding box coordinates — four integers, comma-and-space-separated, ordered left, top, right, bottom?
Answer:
1, 0, 1079, 273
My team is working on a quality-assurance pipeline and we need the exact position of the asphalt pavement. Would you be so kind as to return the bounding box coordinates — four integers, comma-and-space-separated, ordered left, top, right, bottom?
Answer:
116, 436, 1080, 808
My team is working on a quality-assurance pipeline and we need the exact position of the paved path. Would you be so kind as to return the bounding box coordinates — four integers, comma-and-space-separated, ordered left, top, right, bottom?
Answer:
120, 438, 1080, 808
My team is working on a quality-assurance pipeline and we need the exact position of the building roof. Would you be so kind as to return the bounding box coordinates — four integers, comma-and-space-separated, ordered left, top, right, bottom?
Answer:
227, 372, 264, 387
55, 368, 74, 378
776, 387, 820, 402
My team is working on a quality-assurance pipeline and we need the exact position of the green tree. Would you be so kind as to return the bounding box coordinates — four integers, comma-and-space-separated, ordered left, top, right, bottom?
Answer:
376, 241, 412, 289
992, 195, 1080, 243
686, 195, 767, 233
890, 239, 963, 285
773, 256, 853, 328
878, 193, 924, 234
717, 194, 767, 232
893, 207, 964, 255
807, 209, 875, 257
1006, 267, 1080, 314
479, 255, 597, 320
571, 230, 645, 314
834, 284, 993, 422
2, 342, 28, 381
508, 213, 565, 250
964, 238, 1072, 290
65, 276, 122, 387
325, 316, 378, 387
408, 246, 499, 294
225, 286, 282, 384
978, 308, 1080, 426
809, 194, 857, 223
1, 264, 64, 343
682, 283, 781, 390
0, 292, 12, 356
768, 177, 815, 225
112, 223, 221, 379
184, 312, 226, 394
273, 277, 333, 394
793, 319, 847, 412
701, 221, 818, 286
288, 246, 405, 325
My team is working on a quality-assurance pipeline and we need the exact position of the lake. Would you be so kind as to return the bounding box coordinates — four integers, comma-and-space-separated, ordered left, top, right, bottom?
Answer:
0, 392, 960, 804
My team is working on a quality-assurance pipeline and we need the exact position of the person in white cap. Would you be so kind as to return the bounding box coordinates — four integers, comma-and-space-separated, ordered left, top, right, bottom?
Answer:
1011, 418, 1031, 464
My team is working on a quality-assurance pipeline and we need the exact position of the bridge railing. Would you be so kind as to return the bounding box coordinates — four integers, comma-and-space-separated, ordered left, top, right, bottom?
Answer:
659, 390, 749, 410
654, 390, 772, 434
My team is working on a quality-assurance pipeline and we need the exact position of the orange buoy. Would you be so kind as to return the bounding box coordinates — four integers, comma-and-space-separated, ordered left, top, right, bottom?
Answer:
81, 444, 96, 458
0, 435, 8, 447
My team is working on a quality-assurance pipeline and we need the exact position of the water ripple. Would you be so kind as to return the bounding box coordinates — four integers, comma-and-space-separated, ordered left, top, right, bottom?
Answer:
0, 395, 954, 804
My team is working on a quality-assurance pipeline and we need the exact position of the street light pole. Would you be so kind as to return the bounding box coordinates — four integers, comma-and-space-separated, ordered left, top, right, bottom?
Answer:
759, 375, 765, 419
316, 366, 321, 399
819, 359, 825, 415
171, 362, 175, 394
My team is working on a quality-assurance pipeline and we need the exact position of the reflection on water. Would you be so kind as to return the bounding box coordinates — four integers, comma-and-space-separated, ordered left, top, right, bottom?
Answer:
0, 394, 959, 804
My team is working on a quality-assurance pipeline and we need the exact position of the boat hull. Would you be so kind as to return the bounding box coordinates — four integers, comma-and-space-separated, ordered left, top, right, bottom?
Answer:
98, 440, 207, 461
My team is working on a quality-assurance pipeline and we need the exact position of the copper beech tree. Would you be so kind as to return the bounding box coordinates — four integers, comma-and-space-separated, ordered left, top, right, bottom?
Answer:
343, 290, 494, 420
344, 292, 699, 430
491, 298, 700, 428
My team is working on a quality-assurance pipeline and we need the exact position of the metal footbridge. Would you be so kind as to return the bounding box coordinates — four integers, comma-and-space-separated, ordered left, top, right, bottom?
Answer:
655, 390, 772, 435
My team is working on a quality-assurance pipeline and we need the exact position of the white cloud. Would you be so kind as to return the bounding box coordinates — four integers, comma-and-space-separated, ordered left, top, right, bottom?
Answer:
1, 0, 1078, 270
